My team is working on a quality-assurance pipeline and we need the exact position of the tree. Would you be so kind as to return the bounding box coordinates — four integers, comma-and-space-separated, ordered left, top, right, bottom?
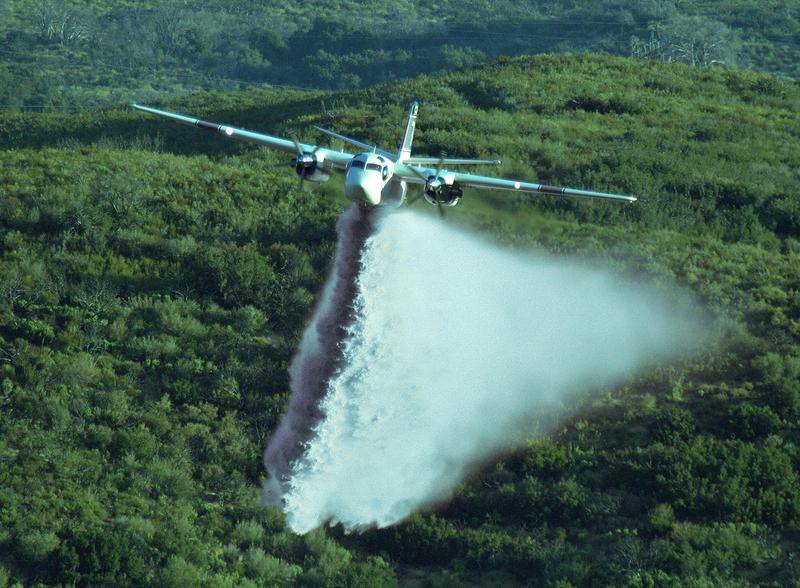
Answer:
150, 6, 188, 57
755, 352, 800, 419
34, 1, 94, 45
632, 15, 741, 67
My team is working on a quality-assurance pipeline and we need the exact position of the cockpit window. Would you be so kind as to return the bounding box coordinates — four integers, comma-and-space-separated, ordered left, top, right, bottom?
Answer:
365, 163, 382, 172
350, 160, 365, 169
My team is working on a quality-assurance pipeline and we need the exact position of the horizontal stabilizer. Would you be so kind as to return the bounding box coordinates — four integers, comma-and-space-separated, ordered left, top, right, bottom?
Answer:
314, 126, 395, 159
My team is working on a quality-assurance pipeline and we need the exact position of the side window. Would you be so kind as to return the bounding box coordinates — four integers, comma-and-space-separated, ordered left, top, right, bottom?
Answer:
382, 167, 389, 181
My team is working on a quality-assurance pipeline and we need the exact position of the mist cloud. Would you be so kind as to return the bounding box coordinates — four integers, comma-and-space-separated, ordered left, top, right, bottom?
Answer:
265, 206, 705, 533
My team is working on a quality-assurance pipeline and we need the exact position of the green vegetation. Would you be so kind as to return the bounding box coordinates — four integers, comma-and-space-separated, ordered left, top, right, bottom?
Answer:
0, 0, 798, 110
1, 53, 799, 585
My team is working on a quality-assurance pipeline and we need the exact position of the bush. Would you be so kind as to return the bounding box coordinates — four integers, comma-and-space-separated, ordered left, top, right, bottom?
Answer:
654, 407, 695, 444
728, 403, 781, 440
754, 352, 800, 418
17, 530, 60, 562
244, 548, 301, 585
232, 520, 265, 548
158, 556, 205, 588
343, 556, 397, 588
187, 244, 276, 311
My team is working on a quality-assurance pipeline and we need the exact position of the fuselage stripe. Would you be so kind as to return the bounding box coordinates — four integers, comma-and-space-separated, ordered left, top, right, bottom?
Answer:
195, 120, 220, 132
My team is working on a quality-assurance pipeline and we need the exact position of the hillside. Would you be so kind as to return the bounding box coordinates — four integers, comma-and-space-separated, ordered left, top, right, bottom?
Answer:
0, 0, 798, 110
0, 54, 799, 586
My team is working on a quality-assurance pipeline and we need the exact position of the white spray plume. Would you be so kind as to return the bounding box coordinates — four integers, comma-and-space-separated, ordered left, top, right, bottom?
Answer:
265, 206, 704, 533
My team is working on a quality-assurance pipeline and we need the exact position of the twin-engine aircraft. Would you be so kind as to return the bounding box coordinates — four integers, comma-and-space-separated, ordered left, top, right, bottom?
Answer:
131, 101, 636, 214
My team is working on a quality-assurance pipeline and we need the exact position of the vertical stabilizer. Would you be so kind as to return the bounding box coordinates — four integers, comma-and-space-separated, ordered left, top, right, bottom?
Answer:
397, 101, 418, 162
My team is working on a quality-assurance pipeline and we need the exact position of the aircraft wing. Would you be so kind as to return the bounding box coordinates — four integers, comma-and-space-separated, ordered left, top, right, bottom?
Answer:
130, 104, 355, 169
395, 164, 637, 203
403, 157, 501, 166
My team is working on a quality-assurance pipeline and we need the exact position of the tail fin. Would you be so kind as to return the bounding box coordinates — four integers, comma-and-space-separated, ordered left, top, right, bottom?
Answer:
397, 101, 418, 162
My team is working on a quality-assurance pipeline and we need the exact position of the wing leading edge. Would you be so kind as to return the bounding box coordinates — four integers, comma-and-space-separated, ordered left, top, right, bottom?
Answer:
130, 104, 355, 169
403, 157, 502, 166
451, 171, 637, 203
395, 164, 636, 203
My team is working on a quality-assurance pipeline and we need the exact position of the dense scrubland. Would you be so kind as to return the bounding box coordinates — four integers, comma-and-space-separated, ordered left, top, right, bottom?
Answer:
1, 53, 799, 586
0, 0, 798, 110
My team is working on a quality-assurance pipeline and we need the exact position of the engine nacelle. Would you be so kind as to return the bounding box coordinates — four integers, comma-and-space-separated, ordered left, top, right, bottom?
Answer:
423, 180, 462, 207
296, 166, 331, 182
293, 151, 331, 182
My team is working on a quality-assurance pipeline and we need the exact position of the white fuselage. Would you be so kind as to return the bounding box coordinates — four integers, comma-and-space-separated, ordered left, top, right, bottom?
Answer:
344, 153, 404, 206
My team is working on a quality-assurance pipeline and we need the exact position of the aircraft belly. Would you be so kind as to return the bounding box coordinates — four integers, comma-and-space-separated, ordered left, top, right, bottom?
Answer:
345, 174, 383, 206
382, 180, 406, 207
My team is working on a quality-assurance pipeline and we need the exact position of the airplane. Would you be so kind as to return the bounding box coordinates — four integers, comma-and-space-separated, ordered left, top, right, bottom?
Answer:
130, 101, 636, 215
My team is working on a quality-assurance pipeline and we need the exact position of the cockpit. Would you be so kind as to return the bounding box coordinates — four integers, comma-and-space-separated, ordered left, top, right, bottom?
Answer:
347, 155, 392, 181
344, 153, 395, 206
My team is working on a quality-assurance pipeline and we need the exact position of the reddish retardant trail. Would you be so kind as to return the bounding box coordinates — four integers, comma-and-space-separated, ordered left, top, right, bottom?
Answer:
263, 204, 376, 506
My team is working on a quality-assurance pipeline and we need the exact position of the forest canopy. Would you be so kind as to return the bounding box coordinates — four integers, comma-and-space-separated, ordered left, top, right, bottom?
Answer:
0, 52, 798, 586
0, 0, 798, 110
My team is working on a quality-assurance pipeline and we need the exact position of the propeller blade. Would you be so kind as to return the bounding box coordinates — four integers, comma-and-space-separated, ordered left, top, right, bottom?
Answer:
434, 156, 445, 182
297, 167, 306, 194
406, 166, 428, 206
435, 157, 446, 218
292, 138, 303, 157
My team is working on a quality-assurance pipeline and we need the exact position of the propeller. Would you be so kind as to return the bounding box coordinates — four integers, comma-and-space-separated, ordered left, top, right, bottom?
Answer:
298, 166, 307, 193
291, 139, 321, 194
432, 157, 445, 218
407, 157, 446, 218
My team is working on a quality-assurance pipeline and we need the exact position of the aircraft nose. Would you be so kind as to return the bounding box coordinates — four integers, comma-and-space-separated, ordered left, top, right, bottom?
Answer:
346, 172, 381, 206
359, 178, 382, 205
